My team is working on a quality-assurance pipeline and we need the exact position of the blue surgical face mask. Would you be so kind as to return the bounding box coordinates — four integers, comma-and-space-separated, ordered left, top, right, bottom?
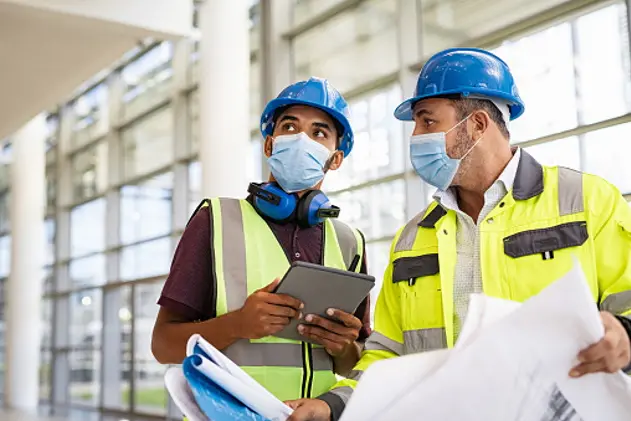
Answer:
267, 132, 333, 193
409, 115, 481, 191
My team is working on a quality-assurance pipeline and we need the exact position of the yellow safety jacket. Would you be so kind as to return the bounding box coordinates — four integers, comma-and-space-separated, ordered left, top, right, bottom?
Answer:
328, 150, 631, 405
202, 198, 364, 402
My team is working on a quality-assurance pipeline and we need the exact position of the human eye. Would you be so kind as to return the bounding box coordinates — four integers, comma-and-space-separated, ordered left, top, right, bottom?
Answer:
282, 122, 297, 132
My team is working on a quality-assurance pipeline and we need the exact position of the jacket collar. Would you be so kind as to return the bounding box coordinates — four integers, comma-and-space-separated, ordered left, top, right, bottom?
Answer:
511, 149, 544, 200
418, 148, 544, 228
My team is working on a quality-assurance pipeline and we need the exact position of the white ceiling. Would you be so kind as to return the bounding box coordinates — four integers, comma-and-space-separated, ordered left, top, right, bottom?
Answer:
0, 0, 190, 140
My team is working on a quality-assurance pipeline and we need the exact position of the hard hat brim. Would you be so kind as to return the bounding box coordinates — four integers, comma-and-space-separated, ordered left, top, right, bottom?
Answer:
394, 88, 525, 122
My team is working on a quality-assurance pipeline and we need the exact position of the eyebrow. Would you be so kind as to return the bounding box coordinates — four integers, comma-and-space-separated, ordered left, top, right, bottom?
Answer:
413, 107, 434, 117
278, 115, 299, 124
313, 121, 332, 132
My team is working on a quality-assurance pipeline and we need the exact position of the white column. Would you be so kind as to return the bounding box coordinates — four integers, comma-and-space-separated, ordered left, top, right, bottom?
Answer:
198, 0, 250, 198
5, 114, 46, 410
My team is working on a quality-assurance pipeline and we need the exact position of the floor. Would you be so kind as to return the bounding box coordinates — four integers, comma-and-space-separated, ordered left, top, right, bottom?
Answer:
0, 409, 167, 421
0, 410, 66, 421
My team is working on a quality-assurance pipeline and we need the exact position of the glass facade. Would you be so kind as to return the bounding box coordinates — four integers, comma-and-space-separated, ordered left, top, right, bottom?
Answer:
1, 0, 631, 419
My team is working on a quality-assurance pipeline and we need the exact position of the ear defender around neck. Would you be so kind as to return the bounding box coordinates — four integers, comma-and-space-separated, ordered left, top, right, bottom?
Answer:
248, 182, 340, 227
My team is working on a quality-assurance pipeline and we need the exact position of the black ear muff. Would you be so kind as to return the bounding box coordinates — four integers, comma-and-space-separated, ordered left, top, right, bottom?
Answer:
295, 190, 321, 228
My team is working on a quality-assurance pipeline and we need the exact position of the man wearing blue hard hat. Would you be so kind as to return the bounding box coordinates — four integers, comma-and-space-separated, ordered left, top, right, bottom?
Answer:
151, 77, 372, 402
287, 48, 631, 420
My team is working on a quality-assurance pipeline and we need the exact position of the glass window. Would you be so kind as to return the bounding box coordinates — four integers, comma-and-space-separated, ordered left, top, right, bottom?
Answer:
329, 179, 406, 241
69, 350, 101, 406
583, 123, 631, 194
0, 280, 4, 342
103, 287, 131, 411
44, 218, 55, 266
523, 137, 581, 170
189, 90, 200, 154
71, 141, 108, 202
122, 43, 173, 120
40, 350, 52, 401
0, 348, 4, 396
72, 84, 109, 149
575, 4, 631, 125
43, 266, 54, 294
41, 298, 53, 349
419, 0, 570, 56
70, 290, 102, 348
0, 236, 10, 278
0, 163, 9, 192
120, 237, 172, 281
70, 199, 106, 258
293, 0, 398, 93
134, 282, 167, 415
120, 172, 173, 245
292, 0, 346, 26
249, 0, 262, 44
325, 85, 404, 191
188, 161, 201, 216
45, 113, 60, 151
46, 164, 57, 212
494, 23, 578, 143
69, 254, 106, 289
121, 107, 174, 180
0, 192, 9, 233
365, 240, 392, 322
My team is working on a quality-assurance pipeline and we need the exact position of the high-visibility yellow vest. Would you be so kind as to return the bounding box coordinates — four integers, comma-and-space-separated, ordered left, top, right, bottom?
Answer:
202, 198, 364, 402
328, 150, 631, 404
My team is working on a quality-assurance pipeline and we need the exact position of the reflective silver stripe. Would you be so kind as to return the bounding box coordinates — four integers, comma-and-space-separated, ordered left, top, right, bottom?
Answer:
347, 369, 363, 381
403, 328, 447, 355
218, 198, 248, 312
331, 219, 360, 269
330, 386, 354, 404
224, 341, 333, 370
557, 167, 584, 216
394, 211, 425, 253
601, 290, 631, 314
364, 331, 403, 356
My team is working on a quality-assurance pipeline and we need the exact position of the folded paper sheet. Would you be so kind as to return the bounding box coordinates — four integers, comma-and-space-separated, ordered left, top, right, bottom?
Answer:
340, 260, 631, 421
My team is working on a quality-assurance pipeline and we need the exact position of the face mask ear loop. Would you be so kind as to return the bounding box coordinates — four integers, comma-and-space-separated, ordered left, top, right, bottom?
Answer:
445, 113, 473, 135
460, 135, 483, 161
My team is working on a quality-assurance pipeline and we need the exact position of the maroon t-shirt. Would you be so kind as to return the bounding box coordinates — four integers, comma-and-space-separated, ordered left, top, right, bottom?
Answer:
158, 202, 372, 341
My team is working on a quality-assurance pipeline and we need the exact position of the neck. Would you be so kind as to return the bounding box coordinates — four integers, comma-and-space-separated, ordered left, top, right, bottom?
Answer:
455, 145, 513, 221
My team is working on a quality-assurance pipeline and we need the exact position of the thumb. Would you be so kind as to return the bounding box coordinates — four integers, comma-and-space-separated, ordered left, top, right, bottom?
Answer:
260, 278, 281, 293
284, 399, 303, 410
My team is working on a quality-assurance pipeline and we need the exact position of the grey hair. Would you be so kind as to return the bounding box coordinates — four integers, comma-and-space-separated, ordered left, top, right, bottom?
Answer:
450, 98, 510, 140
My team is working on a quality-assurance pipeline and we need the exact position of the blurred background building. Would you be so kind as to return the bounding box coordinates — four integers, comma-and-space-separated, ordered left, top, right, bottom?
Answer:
1, 0, 631, 420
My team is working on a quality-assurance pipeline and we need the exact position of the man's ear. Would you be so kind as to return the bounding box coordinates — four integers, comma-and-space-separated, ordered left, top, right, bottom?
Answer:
326, 150, 344, 171
264, 135, 273, 158
471, 110, 490, 140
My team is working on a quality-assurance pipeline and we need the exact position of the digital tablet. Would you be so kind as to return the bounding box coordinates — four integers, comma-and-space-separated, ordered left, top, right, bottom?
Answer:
273, 261, 375, 344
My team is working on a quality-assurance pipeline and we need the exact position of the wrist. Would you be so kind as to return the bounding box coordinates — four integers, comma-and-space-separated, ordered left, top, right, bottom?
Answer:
225, 310, 246, 340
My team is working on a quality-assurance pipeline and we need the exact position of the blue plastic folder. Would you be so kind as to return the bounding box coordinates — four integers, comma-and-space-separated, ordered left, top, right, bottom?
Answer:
166, 335, 292, 421
182, 354, 270, 421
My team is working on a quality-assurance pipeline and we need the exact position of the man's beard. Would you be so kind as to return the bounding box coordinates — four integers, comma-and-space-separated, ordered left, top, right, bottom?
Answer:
450, 124, 477, 187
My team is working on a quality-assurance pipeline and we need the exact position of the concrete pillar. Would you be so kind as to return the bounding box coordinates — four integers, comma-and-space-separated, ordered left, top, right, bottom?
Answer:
5, 114, 46, 410
198, 0, 250, 198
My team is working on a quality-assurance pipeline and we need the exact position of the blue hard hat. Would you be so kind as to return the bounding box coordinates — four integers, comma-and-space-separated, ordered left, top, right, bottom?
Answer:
260, 77, 354, 157
394, 48, 525, 121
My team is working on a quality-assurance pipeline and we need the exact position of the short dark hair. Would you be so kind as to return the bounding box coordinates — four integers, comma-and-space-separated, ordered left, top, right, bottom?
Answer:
450, 98, 510, 140
272, 106, 343, 148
